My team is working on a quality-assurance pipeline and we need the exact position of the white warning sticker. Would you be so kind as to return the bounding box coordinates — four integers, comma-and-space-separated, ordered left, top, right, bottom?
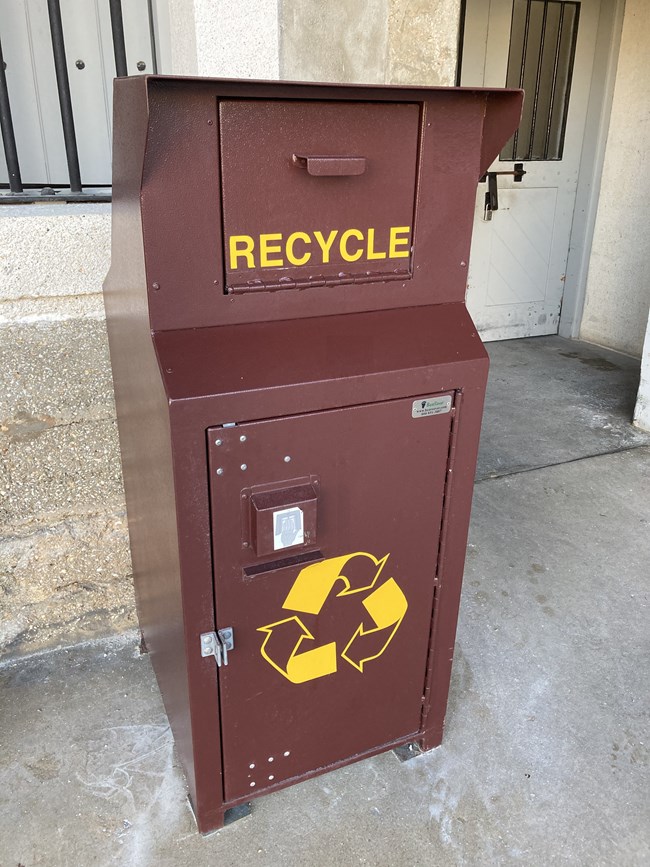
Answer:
412, 395, 452, 418
273, 506, 304, 551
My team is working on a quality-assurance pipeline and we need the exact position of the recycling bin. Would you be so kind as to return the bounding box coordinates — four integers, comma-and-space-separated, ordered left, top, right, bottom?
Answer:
103, 75, 522, 833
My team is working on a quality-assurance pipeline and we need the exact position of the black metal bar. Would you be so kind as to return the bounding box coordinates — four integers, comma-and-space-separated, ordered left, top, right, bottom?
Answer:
146, 0, 159, 74
527, 0, 549, 160
512, 0, 533, 161
0, 188, 111, 204
47, 0, 82, 192
544, 2, 565, 160
0, 35, 23, 193
455, 0, 467, 87
109, 0, 128, 77
557, 3, 580, 162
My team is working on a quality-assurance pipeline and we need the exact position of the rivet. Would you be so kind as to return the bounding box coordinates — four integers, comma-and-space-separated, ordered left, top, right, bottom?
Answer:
284, 456, 291, 463
208, 119, 214, 125
240, 434, 247, 442
243, 542, 249, 548
240, 463, 247, 471
250, 782, 255, 787
268, 756, 274, 762
152, 282, 160, 290
216, 468, 224, 476
283, 751, 290, 757
249, 763, 255, 769
268, 775, 274, 781
215, 439, 222, 446
136, 61, 146, 71
75, 60, 85, 70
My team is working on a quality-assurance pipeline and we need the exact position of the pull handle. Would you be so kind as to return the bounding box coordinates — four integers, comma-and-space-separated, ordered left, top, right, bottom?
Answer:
292, 154, 367, 176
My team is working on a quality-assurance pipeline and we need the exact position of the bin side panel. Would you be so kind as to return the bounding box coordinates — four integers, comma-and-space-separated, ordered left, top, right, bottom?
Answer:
104, 77, 225, 832
420, 375, 489, 749
480, 90, 525, 177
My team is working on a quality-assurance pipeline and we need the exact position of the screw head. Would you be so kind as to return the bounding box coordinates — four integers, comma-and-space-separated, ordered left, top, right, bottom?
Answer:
216, 468, 224, 476
240, 463, 248, 471
137, 61, 146, 71
240, 435, 247, 442
215, 439, 222, 446
75, 60, 85, 70
152, 282, 160, 290
284, 455, 291, 463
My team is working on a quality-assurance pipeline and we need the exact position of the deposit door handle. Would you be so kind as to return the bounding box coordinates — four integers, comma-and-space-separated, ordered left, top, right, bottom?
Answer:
292, 154, 367, 176
480, 163, 526, 221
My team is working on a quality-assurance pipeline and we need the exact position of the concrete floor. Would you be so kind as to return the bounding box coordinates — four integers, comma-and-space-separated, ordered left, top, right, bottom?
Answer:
1, 336, 649, 866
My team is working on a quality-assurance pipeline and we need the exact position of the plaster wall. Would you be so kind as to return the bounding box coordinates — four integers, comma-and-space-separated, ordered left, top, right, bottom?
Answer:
165, 0, 280, 78
580, 0, 650, 357
634, 320, 650, 430
280, 0, 460, 85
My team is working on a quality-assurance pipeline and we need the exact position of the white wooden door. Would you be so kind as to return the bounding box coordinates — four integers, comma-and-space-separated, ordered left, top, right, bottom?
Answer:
0, 0, 154, 188
461, 0, 601, 340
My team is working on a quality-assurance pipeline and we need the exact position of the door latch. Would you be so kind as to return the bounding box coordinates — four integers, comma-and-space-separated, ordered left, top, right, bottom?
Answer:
481, 162, 526, 221
201, 628, 235, 667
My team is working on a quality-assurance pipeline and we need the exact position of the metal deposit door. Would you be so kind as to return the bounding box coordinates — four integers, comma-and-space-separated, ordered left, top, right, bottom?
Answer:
208, 394, 455, 802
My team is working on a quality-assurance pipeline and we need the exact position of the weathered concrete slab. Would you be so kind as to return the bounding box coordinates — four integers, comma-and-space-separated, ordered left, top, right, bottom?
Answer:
1, 447, 648, 865
0, 417, 124, 531
0, 318, 115, 424
0, 513, 134, 653
1, 318, 131, 655
478, 336, 650, 479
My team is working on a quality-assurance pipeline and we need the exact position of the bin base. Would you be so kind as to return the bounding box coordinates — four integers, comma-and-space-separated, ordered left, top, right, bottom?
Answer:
393, 742, 424, 762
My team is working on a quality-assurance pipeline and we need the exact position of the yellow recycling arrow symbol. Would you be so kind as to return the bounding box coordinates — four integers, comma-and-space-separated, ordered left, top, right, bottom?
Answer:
257, 551, 408, 684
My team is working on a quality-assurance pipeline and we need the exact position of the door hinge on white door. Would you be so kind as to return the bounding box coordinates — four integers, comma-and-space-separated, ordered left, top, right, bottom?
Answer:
200, 628, 235, 667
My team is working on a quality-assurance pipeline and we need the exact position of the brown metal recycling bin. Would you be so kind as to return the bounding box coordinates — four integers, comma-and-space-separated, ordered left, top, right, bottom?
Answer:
103, 75, 522, 833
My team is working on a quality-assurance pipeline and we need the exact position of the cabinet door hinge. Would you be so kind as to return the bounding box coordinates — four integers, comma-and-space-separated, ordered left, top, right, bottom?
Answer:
200, 628, 235, 667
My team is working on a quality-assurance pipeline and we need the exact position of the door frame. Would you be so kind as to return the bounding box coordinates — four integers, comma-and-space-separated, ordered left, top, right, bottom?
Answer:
457, 0, 626, 340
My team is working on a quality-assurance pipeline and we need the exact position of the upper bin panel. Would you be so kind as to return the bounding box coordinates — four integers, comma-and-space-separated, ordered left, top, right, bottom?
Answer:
219, 99, 421, 294
122, 78, 523, 331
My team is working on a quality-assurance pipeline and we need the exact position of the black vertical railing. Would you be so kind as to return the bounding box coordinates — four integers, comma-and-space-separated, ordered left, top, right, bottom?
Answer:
544, 3, 565, 159
47, 0, 83, 192
526, 0, 549, 160
0, 0, 155, 202
0, 35, 23, 193
109, 0, 128, 78
510, 0, 532, 161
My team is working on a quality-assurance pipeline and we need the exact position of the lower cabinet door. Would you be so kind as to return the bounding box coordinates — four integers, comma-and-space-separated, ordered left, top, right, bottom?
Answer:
207, 393, 455, 802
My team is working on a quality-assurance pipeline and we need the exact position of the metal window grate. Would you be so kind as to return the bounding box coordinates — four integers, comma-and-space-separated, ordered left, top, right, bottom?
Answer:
0, 0, 156, 204
501, 0, 580, 161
